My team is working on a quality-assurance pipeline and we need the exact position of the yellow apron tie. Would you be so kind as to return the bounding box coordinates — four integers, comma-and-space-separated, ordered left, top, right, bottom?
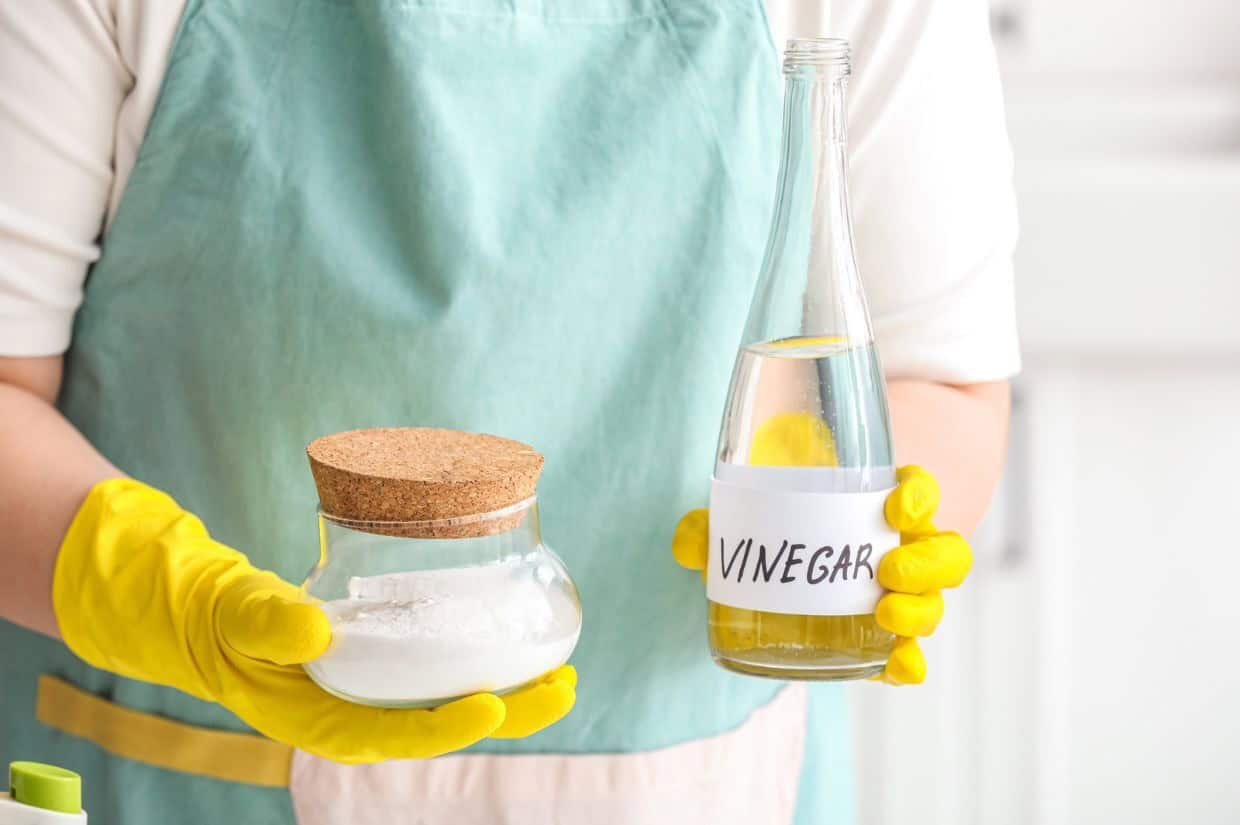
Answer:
36, 675, 292, 788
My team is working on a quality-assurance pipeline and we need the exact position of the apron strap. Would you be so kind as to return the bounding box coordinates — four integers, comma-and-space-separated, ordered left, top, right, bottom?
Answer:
36, 675, 291, 788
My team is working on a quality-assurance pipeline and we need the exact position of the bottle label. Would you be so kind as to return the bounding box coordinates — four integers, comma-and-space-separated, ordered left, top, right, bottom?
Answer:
707, 476, 899, 616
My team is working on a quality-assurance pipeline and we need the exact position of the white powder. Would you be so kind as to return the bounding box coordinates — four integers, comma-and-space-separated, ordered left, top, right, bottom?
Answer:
304, 559, 581, 706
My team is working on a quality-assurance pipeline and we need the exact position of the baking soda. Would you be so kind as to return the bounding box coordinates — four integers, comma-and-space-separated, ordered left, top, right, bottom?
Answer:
304, 559, 580, 706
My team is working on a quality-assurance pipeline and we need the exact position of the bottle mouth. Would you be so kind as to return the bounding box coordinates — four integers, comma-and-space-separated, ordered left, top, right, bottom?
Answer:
783, 37, 850, 75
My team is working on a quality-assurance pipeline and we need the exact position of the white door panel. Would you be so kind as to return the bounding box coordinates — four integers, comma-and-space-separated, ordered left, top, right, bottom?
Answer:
1057, 364, 1240, 824
852, 364, 1240, 825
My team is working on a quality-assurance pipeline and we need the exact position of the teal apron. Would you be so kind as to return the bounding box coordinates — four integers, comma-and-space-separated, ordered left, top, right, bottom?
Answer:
0, 0, 854, 821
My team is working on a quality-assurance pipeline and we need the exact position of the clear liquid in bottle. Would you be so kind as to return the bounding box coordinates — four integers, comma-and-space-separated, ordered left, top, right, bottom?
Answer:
710, 337, 895, 680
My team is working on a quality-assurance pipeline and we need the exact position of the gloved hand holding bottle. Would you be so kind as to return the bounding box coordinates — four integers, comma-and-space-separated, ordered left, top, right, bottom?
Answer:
673, 461, 972, 685
671, 39, 975, 685
53, 477, 576, 763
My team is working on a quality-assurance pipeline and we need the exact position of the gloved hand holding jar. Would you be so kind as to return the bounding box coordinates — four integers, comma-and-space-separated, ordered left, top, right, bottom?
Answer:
54, 468, 580, 764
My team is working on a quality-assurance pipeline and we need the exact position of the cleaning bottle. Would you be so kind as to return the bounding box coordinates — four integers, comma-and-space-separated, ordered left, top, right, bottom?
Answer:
1, 762, 87, 823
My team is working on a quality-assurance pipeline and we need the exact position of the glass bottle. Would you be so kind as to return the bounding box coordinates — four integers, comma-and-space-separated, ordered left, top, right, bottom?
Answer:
707, 38, 898, 681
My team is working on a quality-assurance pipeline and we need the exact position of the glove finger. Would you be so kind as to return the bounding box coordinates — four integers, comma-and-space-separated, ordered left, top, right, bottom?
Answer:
219, 573, 332, 665
491, 665, 577, 739
877, 532, 972, 594
885, 465, 940, 535
880, 637, 927, 686
749, 411, 839, 466
386, 693, 508, 758
875, 591, 944, 637
312, 693, 508, 763
227, 662, 507, 764
672, 508, 709, 571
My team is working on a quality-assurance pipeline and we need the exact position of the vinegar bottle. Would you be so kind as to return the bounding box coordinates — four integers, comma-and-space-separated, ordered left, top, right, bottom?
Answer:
708, 38, 899, 681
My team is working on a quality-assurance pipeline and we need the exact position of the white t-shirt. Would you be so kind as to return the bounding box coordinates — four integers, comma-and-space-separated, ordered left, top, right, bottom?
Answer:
0, 0, 1021, 382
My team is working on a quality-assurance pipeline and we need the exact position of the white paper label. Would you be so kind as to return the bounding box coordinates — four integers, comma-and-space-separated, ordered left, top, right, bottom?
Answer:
707, 477, 899, 616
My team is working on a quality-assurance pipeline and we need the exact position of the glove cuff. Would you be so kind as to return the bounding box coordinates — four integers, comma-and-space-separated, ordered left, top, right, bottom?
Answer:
52, 477, 244, 701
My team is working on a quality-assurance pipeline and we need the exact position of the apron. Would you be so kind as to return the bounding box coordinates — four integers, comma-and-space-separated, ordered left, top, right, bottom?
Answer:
0, 0, 855, 821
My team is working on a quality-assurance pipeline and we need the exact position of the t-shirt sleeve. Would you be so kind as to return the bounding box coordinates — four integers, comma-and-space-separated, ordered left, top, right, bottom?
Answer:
770, 0, 1022, 383
0, 1, 129, 356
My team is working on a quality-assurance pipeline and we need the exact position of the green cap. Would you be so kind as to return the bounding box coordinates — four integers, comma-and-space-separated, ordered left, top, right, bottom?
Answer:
9, 762, 81, 814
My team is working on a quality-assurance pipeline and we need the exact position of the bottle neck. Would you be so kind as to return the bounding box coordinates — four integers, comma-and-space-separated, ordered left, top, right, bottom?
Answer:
741, 63, 870, 348
784, 66, 849, 154
784, 69, 854, 285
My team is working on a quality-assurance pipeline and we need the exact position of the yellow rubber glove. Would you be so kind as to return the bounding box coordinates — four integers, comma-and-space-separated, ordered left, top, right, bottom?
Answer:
53, 478, 576, 762
671, 414, 972, 685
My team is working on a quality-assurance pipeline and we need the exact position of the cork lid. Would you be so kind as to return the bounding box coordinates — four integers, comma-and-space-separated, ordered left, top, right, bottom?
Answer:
307, 427, 544, 538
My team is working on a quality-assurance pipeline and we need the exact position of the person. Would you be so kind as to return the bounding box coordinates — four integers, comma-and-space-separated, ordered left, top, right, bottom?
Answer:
0, 0, 1018, 822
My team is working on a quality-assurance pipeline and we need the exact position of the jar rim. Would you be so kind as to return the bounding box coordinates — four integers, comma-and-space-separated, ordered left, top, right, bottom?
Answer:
318, 495, 537, 530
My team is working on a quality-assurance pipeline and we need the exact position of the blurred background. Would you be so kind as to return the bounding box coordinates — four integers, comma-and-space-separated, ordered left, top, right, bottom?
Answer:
849, 2, 1240, 823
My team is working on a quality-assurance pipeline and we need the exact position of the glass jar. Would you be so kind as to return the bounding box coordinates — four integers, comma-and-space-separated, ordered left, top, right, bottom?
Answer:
301, 496, 581, 707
